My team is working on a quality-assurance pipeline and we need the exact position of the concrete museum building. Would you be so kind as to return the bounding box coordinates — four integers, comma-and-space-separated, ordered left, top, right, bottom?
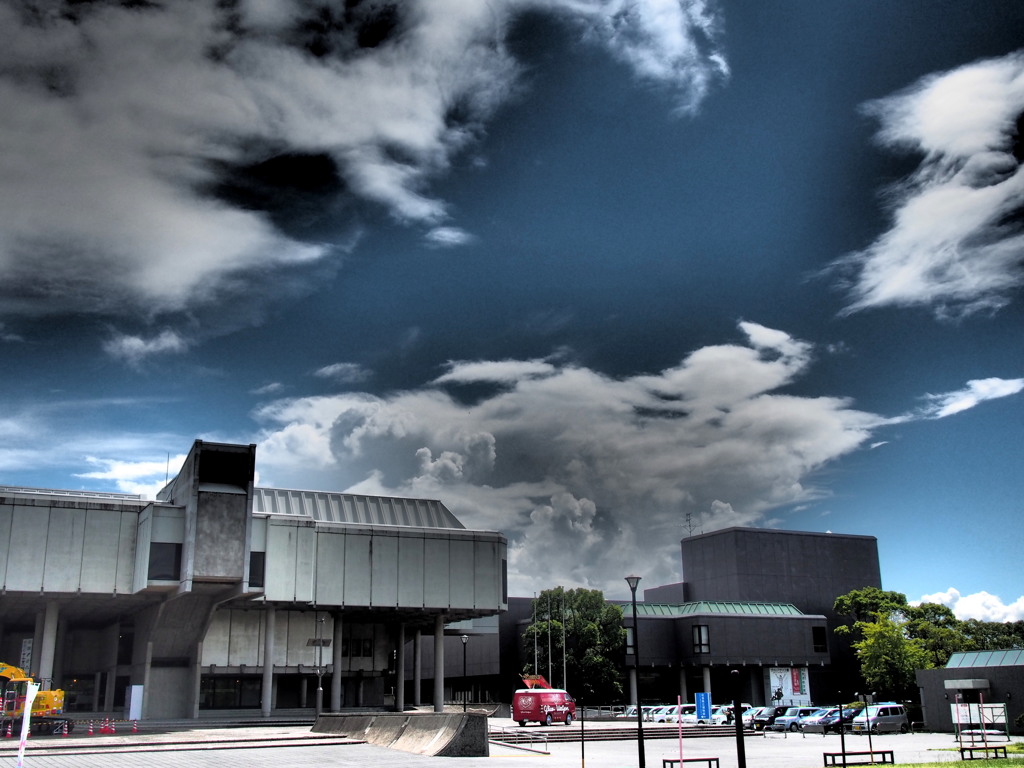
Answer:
0, 440, 508, 719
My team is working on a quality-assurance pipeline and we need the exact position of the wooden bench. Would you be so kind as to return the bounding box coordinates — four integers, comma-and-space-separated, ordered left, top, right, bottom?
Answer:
823, 750, 895, 766
662, 758, 720, 768
960, 745, 1008, 760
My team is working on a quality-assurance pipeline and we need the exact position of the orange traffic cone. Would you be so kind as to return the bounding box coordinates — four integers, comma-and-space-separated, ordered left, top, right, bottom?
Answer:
109, 719, 116, 733
62, 720, 69, 737
132, 720, 138, 733
5, 721, 11, 738
88, 720, 94, 735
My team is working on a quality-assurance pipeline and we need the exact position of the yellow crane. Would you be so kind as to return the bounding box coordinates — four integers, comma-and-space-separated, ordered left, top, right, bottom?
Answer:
0, 662, 73, 735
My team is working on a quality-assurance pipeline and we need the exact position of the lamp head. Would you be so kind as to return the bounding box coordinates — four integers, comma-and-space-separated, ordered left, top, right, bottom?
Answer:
461, 634, 468, 645
625, 575, 641, 593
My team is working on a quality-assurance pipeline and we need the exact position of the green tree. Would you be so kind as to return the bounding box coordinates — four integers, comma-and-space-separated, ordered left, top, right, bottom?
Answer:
904, 602, 968, 667
834, 587, 1024, 694
853, 613, 933, 700
521, 587, 625, 703
834, 587, 910, 632
960, 619, 1024, 651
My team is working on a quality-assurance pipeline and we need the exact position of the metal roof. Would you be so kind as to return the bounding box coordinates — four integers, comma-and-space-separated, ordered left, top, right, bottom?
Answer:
946, 649, 1024, 668
631, 601, 804, 617
252, 486, 466, 529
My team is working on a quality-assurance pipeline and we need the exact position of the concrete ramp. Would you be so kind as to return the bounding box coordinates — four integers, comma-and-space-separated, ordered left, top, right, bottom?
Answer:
312, 713, 489, 757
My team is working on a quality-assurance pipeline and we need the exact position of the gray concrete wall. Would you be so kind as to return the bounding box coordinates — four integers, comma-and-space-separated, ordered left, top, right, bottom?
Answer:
145, 666, 194, 719
193, 490, 248, 581
312, 712, 489, 757
262, 518, 506, 611
0, 497, 140, 595
681, 528, 881, 617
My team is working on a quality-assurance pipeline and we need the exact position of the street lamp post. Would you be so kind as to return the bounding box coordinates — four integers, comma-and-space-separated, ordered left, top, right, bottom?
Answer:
461, 635, 469, 713
314, 614, 325, 716
625, 575, 645, 768
731, 669, 747, 768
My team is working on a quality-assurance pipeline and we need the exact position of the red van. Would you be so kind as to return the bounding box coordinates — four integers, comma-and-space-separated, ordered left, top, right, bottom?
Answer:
512, 687, 576, 726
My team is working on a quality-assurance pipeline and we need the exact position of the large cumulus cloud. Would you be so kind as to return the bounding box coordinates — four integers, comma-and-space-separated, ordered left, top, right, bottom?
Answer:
251, 322, 885, 593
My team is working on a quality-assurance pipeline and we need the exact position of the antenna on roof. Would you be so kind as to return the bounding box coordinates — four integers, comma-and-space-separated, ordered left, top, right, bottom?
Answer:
165, 452, 170, 484
684, 513, 701, 537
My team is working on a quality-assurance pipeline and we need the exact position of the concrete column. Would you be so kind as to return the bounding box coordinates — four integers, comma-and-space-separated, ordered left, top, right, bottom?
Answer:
300, 676, 308, 708
702, 665, 712, 698
53, 620, 67, 692
36, 602, 59, 690
30, 611, 44, 678
141, 639, 154, 719
629, 667, 638, 705
104, 664, 117, 712
433, 615, 444, 713
261, 607, 275, 717
189, 640, 203, 719
92, 672, 102, 711
331, 611, 343, 711
679, 667, 689, 703
413, 631, 422, 706
395, 623, 406, 712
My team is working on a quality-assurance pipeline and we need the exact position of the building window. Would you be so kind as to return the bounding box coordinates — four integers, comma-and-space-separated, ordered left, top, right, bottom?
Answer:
148, 542, 182, 581
693, 624, 710, 654
248, 551, 266, 588
812, 626, 827, 653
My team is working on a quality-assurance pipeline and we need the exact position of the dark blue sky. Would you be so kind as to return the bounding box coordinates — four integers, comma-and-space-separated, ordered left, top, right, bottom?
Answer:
1, 0, 1022, 615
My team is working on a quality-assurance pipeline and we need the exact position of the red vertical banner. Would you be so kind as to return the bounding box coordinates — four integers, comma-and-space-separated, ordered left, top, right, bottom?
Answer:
790, 668, 804, 695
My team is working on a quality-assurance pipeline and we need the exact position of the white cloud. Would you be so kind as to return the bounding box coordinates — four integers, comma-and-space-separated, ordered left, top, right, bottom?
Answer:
313, 362, 373, 385
102, 329, 190, 365
0, 322, 23, 342
835, 51, 1024, 317
917, 588, 1024, 622
434, 358, 558, 385
919, 377, 1024, 419
424, 226, 475, 248
253, 322, 884, 594
76, 454, 188, 499
0, 0, 726, 323
250, 382, 286, 396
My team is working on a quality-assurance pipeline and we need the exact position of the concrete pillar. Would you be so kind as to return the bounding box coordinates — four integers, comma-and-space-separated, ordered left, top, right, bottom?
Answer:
702, 666, 712, 698
331, 611, 343, 711
629, 667, 638, 705
189, 640, 203, 718
395, 623, 406, 712
30, 611, 44, 678
261, 607, 275, 717
433, 615, 444, 713
35, 602, 59, 690
679, 666, 689, 703
300, 676, 308, 708
413, 631, 422, 706
104, 664, 117, 712
52, 620, 67, 692
92, 672, 102, 711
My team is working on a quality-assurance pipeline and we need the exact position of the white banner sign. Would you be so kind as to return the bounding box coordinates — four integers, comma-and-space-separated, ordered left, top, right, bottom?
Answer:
17, 682, 39, 768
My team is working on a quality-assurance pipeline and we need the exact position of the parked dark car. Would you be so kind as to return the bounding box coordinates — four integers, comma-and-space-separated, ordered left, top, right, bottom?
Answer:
752, 705, 790, 731
819, 707, 860, 733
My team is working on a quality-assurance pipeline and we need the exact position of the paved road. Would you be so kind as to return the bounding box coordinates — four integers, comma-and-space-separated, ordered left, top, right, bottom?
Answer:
0, 720, 1013, 767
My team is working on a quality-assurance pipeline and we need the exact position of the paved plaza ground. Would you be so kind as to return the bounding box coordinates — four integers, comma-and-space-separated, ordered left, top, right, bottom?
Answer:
0, 718, 1017, 768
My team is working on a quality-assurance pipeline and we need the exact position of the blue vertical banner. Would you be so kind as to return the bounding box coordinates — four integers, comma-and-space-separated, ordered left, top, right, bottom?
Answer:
696, 692, 712, 721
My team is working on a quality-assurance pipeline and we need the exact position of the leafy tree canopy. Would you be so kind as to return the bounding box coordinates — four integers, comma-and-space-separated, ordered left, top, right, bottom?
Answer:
834, 587, 1024, 698
521, 586, 625, 704
853, 613, 933, 700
